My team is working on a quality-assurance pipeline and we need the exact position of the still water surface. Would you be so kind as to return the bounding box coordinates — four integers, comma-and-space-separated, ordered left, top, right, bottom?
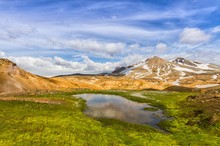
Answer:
75, 94, 167, 128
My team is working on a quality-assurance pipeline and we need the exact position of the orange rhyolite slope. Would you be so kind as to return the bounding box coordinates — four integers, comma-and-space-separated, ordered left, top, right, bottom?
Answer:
0, 58, 99, 94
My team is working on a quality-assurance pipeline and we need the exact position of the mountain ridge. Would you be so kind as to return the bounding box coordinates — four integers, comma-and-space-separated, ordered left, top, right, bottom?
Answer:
0, 57, 219, 94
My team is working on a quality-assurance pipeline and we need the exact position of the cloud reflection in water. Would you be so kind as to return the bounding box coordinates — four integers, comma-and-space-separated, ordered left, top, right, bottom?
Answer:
76, 94, 167, 127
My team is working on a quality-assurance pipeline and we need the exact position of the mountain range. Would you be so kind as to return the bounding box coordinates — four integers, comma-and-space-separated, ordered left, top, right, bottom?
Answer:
0, 56, 219, 94
112, 56, 220, 87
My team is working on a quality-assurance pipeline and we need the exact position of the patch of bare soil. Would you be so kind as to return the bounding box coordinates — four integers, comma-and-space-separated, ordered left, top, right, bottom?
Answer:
186, 89, 220, 125
0, 97, 65, 104
131, 92, 148, 98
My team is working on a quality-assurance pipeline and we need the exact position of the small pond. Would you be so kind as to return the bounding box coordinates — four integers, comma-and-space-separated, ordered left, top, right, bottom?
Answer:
75, 94, 168, 128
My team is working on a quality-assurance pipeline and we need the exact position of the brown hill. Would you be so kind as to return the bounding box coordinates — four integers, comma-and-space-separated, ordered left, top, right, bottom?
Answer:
0, 58, 99, 94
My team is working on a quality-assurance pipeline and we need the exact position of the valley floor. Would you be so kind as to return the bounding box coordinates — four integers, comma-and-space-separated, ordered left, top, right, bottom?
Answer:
0, 90, 219, 145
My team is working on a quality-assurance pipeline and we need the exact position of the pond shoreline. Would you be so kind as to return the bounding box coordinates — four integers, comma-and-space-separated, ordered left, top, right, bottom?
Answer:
75, 93, 168, 130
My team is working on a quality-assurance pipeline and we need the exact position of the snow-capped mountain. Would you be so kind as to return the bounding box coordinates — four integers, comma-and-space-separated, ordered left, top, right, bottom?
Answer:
112, 56, 220, 87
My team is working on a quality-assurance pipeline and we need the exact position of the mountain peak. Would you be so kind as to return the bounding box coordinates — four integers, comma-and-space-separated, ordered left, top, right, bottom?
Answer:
172, 57, 197, 66
147, 56, 163, 60
146, 56, 168, 66
173, 57, 187, 63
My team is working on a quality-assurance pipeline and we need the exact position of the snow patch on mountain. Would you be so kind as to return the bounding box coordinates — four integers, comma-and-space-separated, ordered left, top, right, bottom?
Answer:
212, 75, 218, 80
196, 64, 214, 70
195, 84, 220, 88
174, 65, 206, 74
154, 68, 163, 80
143, 65, 149, 70
171, 80, 180, 86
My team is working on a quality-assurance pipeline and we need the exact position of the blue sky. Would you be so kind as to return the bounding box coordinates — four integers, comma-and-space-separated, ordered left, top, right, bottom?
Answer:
0, 0, 220, 76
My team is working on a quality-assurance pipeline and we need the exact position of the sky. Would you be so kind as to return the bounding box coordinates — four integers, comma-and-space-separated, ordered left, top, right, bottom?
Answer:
0, 0, 220, 76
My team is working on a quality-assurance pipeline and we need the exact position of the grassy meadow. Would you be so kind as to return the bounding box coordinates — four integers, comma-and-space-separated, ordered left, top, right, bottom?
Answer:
0, 90, 219, 145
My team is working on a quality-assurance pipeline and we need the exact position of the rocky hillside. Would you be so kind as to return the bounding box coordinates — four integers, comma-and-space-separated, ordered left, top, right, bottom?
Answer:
112, 56, 220, 88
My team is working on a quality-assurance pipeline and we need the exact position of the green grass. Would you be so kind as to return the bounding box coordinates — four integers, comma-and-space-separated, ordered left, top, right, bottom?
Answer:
0, 89, 219, 145
141, 90, 220, 145
143, 107, 158, 111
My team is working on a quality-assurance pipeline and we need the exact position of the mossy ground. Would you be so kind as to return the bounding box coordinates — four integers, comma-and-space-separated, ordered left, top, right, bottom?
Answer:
0, 90, 219, 145
143, 107, 158, 111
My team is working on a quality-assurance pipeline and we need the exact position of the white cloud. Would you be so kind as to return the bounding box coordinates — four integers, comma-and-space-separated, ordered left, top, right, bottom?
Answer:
1, 48, 219, 77
119, 54, 146, 66
0, 19, 151, 58
5, 54, 145, 77
63, 39, 126, 56
47, 38, 137, 58
187, 50, 220, 65
9, 56, 86, 76
179, 27, 211, 45
155, 43, 169, 53
0, 13, 180, 59
211, 26, 220, 33
0, 51, 5, 57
